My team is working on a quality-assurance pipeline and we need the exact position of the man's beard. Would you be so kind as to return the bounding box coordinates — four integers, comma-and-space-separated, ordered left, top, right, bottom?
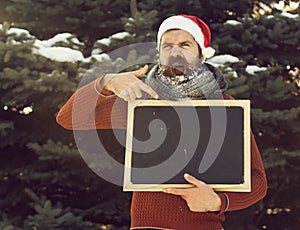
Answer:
160, 56, 201, 78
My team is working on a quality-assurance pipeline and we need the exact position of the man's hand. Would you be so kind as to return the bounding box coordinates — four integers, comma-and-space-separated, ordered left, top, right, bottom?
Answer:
163, 173, 221, 212
103, 65, 159, 101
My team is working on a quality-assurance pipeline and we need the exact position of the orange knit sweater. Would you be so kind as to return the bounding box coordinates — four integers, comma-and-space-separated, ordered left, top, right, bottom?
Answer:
56, 77, 268, 230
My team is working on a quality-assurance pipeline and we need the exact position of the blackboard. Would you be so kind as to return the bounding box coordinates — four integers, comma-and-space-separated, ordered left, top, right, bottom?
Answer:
124, 100, 251, 192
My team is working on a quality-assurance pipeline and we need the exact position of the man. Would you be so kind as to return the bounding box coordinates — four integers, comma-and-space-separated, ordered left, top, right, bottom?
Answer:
56, 14, 267, 230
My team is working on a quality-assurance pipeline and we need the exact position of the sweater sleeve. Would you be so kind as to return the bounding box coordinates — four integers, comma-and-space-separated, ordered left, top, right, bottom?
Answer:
216, 94, 268, 212
218, 132, 268, 212
56, 76, 127, 130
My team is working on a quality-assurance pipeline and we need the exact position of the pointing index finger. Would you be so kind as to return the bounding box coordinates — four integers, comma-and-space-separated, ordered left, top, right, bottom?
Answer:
139, 82, 159, 99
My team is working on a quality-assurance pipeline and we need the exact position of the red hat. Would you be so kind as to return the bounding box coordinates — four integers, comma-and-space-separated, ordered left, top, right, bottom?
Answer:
157, 14, 215, 58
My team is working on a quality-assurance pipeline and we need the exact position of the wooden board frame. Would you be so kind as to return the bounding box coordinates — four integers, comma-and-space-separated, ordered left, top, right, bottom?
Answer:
123, 100, 251, 192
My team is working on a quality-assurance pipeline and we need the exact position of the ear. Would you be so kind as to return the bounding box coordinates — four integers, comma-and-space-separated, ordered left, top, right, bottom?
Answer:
197, 44, 205, 62
200, 55, 205, 63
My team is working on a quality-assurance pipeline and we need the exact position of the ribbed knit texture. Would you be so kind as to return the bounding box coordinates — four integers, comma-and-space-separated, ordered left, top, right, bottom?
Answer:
130, 192, 225, 229
56, 76, 268, 230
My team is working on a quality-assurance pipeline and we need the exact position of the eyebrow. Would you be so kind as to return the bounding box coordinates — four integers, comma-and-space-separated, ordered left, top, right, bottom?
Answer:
162, 40, 194, 46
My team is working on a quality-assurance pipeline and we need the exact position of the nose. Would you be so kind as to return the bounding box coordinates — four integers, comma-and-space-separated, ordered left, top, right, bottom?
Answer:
169, 46, 181, 57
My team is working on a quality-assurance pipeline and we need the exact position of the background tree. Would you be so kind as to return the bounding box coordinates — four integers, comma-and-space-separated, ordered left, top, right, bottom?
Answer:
0, 0, 299, 229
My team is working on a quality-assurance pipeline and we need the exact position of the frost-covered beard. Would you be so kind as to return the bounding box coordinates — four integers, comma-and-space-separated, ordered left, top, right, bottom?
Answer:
145, 62, 227, 100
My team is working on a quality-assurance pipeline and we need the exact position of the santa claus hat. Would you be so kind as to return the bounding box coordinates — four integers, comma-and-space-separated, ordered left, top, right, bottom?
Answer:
157, 14, 215, 59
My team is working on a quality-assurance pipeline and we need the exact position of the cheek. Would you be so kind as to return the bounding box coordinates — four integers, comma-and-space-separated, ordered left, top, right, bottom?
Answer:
159, 50, 169, 64
182, 50, 199, 63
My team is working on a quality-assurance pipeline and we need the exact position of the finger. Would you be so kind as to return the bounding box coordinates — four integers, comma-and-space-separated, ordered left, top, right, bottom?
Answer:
163, 188, 187, 196
129, 83, 143, 99
119, 88, 135, 101
126, 88, 137, 101
118, 90, 130, 101
133, 87, 143, 98
132, 65, 149, 77
128, 94, 136, 101
139, 83, 159, 99
184, 173, 205, 187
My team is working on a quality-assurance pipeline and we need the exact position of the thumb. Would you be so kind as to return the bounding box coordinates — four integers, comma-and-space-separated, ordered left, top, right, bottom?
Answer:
132, 65, 149, 77
184, 173, 205, 187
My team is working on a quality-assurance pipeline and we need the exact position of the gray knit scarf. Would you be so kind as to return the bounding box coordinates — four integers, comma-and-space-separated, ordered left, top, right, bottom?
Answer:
144, 63, 227, 100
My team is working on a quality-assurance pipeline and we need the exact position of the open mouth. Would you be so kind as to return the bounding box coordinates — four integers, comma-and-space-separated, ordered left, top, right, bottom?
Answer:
172, 64, 186, 76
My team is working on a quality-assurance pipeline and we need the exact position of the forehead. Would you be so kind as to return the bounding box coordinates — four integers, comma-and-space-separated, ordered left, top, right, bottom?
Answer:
161, 29, 196, 44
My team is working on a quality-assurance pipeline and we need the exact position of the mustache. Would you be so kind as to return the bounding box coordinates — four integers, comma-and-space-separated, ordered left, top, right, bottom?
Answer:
167, 56, 188, 67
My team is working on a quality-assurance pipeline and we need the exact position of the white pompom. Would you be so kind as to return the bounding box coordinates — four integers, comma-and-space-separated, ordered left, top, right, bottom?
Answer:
202, 47, 215, 59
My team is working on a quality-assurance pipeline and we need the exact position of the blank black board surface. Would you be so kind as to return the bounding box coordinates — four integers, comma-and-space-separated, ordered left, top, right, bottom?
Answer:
124, 100, 251, 192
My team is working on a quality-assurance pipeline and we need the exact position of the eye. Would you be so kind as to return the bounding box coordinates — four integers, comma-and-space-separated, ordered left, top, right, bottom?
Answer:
181, 42, 191, 48
162, 44, 172, 50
